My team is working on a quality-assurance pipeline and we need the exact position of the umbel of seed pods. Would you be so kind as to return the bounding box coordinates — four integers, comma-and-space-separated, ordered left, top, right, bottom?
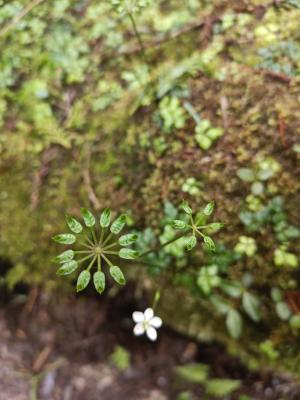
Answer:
52, 208, 139, 294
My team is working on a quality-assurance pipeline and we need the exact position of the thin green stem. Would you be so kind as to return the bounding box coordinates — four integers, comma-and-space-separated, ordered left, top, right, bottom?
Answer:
86, 255, 97, 271
103, 250, 118, 255
74, 250, 92, 254
99, 228, 105, 246
102, 242, 118, 251
97, 254, 101, 271
139, 231, 188, 258
101, 253, 114, 267
78, 241, 94, 250
195, 228, 205, 238
128, 12, 146, 60
102, 232, 113, 247
91, 229, 97, 245
83, 233, 95, 247
78, 254, 94, 264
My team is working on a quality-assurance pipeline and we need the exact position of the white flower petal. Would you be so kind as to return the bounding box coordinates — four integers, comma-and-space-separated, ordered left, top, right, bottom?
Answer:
146, 326, 157, 341
150, 316, 162, 328
133, 323, 145, 336
132, 311, 145, 323
144, 307, 154, 321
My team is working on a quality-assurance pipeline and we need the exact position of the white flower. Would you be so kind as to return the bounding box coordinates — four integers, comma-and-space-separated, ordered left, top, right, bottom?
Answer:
132, 307, 162, 341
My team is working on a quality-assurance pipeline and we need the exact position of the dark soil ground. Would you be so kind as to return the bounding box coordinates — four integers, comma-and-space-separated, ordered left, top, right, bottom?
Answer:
1, 285, 300, 400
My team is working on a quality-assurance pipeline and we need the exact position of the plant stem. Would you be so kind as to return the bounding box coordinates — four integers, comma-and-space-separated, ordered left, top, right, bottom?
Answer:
83, 232, 95, 247
87, 255, 97, 271
103, 250, 118, 255
102, 241, 118, 251
78, 241, 94, 250
102, 232, 112, 247
74, 250, 92, 254
101, 253, 113, 267
78, 254, 94, 264
139, 231, 188, 258
97, 254, 101, 271
128, 12, 146, 60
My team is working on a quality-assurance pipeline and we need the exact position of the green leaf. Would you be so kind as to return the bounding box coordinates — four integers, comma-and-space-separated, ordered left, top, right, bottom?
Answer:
56, 260, 78, 275
76, 270, 91, 292
221, 281, 242, 298
186, 235, 197, 251
181, 200, 192, 215
290, 315, 300, 329
271, 287, 282, 302
176, 363, 209, 384
110, 214, 127, 234
80, 208, 95, 227
206, 222, 224, 231
226, 309, 242, 339
119, 248, 139, 259
203, 201, 214, 216
275, 301, 291, 320
203, 236, 215, 251
52, 233, 76, 245
118, 233, 138, 246
66, 215, 83, 233
93, 271, 105, 294
100, 208, 111, 228
110, 266, 126, 285
206, 379, 241, 397
53, 249, 74, 264
210, 295, 231, 315
172, 220, 187, 229
242, 292, 261, 322
251, 181, 264, 195
237, 168, 255, 182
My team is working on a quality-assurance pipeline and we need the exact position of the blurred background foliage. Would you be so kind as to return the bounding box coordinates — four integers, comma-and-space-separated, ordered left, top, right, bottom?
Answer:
0, 0, 299, 376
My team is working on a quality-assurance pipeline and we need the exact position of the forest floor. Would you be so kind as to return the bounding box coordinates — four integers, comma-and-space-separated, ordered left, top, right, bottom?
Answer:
0, 286, 300, 400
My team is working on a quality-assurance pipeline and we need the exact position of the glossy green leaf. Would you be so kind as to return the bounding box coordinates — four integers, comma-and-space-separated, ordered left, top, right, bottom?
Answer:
93, 271, 105, 294
56, 260, 78, 275
276, 301, 291, 320
76, 270, 91, 292
100, 208, 111, 228
176, 363, 209, 384
118, 233, 138, 246
181, 200, 192, 215
203, 201, 214, 216
52, 233, 76, 244
53, 249, 74, 264
206, 222, 224, 231
66, 215, 83, 233
206, 379, 241, 397
172, 220, 187, 229
226, 309, 242, 339
242, 292, 261, 322
110, 214, 127, 234
186, 235, 197, 251
203, 236, 215, 251
110, 266, 126, 285
80, 208, 95, 227
119, 248, 139, 259
221, 281, 242, 298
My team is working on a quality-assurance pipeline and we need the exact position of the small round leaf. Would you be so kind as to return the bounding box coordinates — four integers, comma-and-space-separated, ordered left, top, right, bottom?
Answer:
57, 260, 78, 275
66, 215, 83, 233
80, 208, 95, 227
110, 266, 126, 285
110, 214, 127, 234
93, 271, 105, 294
53, 249, 74, 264
186, 236, 197, 251
100, 208, 111, 228
52, 234, 76, 245
118, 233, 138, 246
76, 270, 91, 292
119, 248, 139, 259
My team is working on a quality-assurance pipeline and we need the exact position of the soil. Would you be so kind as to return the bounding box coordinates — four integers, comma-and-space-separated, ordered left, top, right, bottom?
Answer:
0, 286, 300, 400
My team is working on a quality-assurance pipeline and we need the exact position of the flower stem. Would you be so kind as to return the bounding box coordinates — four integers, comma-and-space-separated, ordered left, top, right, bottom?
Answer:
101, 253, 113, 267
78, 254, 94, 264
128, 12, 146, 61
97, 254, 101, 271
102, 232, 113, 247
102, 241, 118, 251
86, 255, 97, 271
139, 231, 188, 258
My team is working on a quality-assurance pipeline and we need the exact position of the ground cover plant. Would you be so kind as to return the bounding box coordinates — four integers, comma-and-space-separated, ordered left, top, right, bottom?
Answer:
0, 0, 300, 398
